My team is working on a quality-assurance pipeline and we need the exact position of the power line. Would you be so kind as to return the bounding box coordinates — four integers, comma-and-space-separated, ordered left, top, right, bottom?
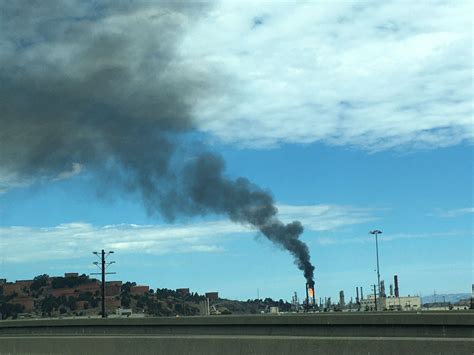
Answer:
91, 249, 116, 318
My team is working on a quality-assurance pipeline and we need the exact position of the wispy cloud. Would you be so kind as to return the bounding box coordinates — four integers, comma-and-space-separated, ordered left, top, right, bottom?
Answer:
53, 162, 83, 181
429, 207, 474, 218
316, 230, 469, 246
0, 169, 32, 193
0, 162, 84, 193
0, 221, 239, 263
185, 1, 472, 150
0, 204, 374, 263
277, 204, 376, 231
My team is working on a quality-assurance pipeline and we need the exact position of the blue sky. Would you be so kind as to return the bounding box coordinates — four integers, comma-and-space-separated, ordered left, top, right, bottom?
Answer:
0, 1, 472, 302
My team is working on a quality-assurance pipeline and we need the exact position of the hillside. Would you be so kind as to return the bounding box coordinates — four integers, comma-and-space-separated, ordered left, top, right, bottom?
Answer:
0, 274, 293, 319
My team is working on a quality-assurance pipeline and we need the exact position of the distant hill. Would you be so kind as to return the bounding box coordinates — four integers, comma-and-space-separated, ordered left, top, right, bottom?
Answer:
0, 273, 296, 319
421, 293, 471, 304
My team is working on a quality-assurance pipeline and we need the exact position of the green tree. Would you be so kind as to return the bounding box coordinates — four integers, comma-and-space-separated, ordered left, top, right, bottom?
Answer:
121, 296, 131, 308
51, 274, 92, 289
30, 274, 49, 291
0, 303, 24, 319
121, 282, 136, 294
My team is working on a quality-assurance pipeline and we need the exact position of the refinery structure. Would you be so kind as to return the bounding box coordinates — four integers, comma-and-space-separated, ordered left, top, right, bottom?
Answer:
356, 275, 422, 312
294, 274, 422, 313
0, 228, 469, 319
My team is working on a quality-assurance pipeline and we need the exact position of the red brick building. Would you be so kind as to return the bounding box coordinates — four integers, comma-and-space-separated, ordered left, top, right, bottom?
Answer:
76, 281, 100, 294
50, 288, 76, 298
105, 281, 122, 296
176, 288, 190, 296
64, 273, 79, 278
130, 285, 149, 296
205, 292, 219, 300
105, 296, 121, 310
3, 280, 33, 297
11, 297, 35, 312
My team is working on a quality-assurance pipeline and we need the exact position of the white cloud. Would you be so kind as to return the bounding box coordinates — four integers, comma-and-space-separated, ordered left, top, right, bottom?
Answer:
181, 1, 472, 150
53, 162, 83, 181
429, 207, 474, 218
0, 169, 31, 193
277, 204, 375, 231
316, 230, 469, 245
1, 2, 470, 194
0, 204, 374, 262
0, 221, 239, 263
0, 162, 84, 193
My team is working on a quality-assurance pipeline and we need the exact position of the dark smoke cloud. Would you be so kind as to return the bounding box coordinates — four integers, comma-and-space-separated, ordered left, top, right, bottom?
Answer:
181, 154, 314, 283
0, 1, 315, 285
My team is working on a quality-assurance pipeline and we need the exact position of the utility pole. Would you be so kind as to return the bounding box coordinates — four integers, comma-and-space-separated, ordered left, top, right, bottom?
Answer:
373, 284, 377, 311
91, 250, 116, 318
369, 230, 382, 297
471, 284, 474, 310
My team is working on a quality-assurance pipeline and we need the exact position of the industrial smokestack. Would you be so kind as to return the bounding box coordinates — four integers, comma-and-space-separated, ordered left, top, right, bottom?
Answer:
339, 290, 345, 307
356, 287, 359, 303
380, 280, 386, 297
361, 287, 364, 300
389, 284, 394, 297
394, 275, 399, 297
305, 283, 309, 307
306, 282, 315, 308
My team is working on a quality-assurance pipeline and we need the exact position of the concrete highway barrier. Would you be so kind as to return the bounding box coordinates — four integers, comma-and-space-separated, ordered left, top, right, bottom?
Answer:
0, 312, 472, 354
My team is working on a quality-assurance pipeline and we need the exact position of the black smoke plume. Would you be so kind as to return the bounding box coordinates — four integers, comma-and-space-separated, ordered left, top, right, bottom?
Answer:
0, 1, 315, 285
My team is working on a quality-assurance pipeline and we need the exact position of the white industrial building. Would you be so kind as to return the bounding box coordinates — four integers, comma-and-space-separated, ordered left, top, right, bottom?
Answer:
360, 295, 421, 311
384, 296, 421, 311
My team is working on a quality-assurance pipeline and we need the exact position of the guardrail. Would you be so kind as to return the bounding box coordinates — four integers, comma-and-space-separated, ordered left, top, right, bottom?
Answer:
0, 312, 473, 354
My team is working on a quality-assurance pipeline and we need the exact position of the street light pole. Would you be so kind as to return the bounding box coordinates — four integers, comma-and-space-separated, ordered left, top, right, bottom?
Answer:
369, 230, 382, 299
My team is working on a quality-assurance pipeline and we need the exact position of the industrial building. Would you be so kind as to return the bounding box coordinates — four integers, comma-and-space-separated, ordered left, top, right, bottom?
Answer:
205, 292, 219, 300
360, 294, 421, 311
176, 288, 190, 297
383, 296, 421, 311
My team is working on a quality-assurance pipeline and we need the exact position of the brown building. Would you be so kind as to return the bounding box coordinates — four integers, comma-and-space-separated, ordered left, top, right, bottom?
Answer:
105, 281, 122, 296
205, 292, 219, 300
130, 285, 149, 296
3, 283, 18, 296
105, 296, 121, 310
11, 297, 35, 312
50, 288, 76, 298
76, 282, 100, 294
3, 280, 33, 297
74, 300, 89, 310
176, 288, 190, 297
64, 273, 79, 278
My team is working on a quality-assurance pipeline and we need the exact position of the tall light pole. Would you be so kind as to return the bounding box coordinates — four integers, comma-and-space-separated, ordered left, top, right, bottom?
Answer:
369, 230, 382, 300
